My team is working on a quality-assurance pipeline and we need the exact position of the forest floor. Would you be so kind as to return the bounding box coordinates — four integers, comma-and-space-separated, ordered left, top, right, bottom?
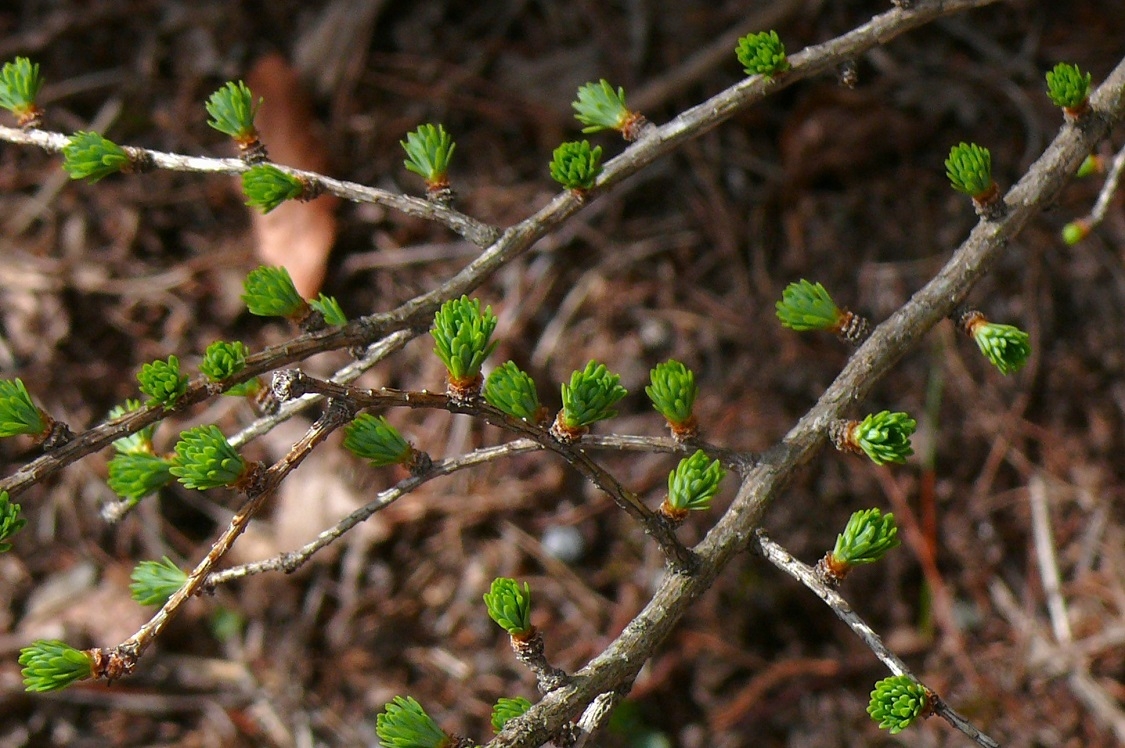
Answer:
1, 1, 1124, 746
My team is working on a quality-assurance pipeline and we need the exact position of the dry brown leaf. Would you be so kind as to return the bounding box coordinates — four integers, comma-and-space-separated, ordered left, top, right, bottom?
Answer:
245, 54, 339, 298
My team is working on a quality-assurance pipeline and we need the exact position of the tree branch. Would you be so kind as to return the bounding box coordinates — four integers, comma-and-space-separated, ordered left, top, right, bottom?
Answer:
487, 42, 1125, 748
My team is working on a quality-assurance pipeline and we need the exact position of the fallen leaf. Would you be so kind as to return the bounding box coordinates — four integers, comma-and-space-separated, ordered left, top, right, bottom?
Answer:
244, 54, 339, 298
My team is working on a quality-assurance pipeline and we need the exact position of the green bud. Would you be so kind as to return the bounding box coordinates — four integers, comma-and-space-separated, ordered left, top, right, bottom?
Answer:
1045, 62, 1091, 111
867, 675, 929, 734
401, 124, 455, 186
0, 56, 44, 126
137, 355, 189, 408
775, 279, 841, 332
108, 399, 156, 455
107, 452, 175, 503
483, 577, 533, 637
0, 490, 27, 553
832, 508, 900, 566
839, 411, 917, 466
205, 81, 261, 142
572, 79, 631, 133
1075, 155, 1101, 178
431, 295, 499, 389
200, 340, 249, 383
973, 321, 1031, 375
19, 640, 93, 693
665, 450, 725, 514
309, 294, 347, 326
342, 414, 414, 467
549, 140, 603, 193
645, 360, 697, 430
491, 696, 533, 733
241, 265, 308, 319
0, 378, 47, 438
375, 696, 449, 748
62, 131, 130, 183
241, 164, 305, 213
735, 30, 789, 77
484, 361, 541, 421
129, 556, 188, 607
559, 361, 628, 430
945, 142, 993, 198
169, 424, 247, 490
1062, 220, 1090, 245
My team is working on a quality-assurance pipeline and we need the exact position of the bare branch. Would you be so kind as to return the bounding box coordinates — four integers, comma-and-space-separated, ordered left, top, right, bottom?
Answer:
87, 400, 353, 680
487, 43, 1125, 748
277, 371, 698, 570
203, 439, 540, 587
752, 530, 999, 747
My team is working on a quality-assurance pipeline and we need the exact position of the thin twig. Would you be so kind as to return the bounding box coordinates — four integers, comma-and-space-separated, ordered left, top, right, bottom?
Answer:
86, 400, 354, 680
100, 330, 415, 524
1028, 474, 1073, 644
1090, 141, 1125, 224
489, 34, 1125, 748
0, 124, 501, 247
752, 530, 999, 747
572, 691, 624, 748
205, 431, 743, 586
990, 580, 1125, 742
0, 0, 1002, 504
278, 371, 698, 571
203, 439, 541, 587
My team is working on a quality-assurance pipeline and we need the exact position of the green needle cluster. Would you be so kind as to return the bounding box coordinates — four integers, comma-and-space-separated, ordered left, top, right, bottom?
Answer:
241, 164, 305, 213
62, 131, 131, 183
848, 411, 917, 466
107, 452, 175, 503
137, 355, 189, 408
108, 399, 156, 455
205, 81, 261, 143
559, 361, 628, 430
431, 295, 498, 390
775, 279, 841, 332
972, 321, 1031, 375
645, 360, 698, 433
1045, 62, 1091, 112
19, 640, 93, 693
0, 491, 27, 553
0, 56, 44, 125
375, 696, 449, 748
549, 140, 603, 193
169, 424, 247, 490
343, 414, 414, 467
0, 378, 47, 438
130, 556, 188, 607
242, 265, 308, 319
868, 675, 929, 734
831, 508, 900, 567
484, 577, 533, 637
572, 79, 631, 134
401, 124, 455, 186
945, 142, 993, 198
309, 294, 347, 326
200, 340, 248, 382
665, 450, 725, 517
200, 340, 260, 397
735, 30, 789, 77
491, 696, 532, 733
484, 361, 541, 421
